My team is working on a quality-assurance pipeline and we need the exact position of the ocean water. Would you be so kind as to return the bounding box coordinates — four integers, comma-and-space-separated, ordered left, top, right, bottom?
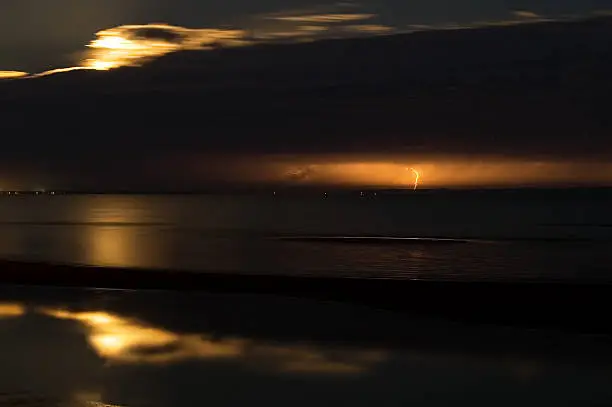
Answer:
0, 189, 610, 282
1, 191, 612, 407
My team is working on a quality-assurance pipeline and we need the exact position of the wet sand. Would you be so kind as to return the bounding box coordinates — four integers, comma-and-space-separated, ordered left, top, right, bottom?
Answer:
3, 284, 612, 407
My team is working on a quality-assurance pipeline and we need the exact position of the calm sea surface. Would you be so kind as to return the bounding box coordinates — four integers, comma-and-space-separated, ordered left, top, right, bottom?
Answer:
0, 189, 610, 281
2, 191, 612, 407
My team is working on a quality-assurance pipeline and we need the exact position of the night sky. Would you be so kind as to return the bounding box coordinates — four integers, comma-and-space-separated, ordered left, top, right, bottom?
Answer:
1, 0, 612, 190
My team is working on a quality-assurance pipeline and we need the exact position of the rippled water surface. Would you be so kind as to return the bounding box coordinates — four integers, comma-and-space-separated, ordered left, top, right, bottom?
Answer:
0, 190, 610, 281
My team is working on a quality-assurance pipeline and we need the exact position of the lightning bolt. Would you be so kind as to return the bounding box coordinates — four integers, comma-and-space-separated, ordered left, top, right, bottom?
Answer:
409, 168, 420, 191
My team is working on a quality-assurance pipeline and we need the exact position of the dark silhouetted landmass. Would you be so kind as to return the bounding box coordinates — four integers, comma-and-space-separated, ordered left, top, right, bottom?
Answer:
2, 259, 612, 335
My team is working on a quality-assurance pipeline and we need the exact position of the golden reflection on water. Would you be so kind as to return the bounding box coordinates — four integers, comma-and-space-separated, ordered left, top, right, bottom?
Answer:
81, 197, 164, 268
83, 197, 146, 224
38, 307, 385, 374
84, 224, 167, 269
4, 297, 612, 403
87, 227, 134, 267
251, 343, 385, 374
0, 303, 25, 318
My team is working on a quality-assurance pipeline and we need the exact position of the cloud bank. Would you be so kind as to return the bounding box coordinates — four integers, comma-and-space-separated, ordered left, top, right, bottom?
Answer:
1, 10, 612, 189
6, 4, 609, 79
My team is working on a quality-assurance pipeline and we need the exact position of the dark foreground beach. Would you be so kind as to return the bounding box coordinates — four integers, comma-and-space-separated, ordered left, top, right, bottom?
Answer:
2, 259, 611, 335
4, 281, 612, 407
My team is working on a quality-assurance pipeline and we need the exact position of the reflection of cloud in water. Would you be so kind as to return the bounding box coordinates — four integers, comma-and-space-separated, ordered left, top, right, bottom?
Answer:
3, 291, 612, 406
40, 308, 240, 362
38, 307, 386, 374
0, 305, 104, 406
251, 343, 385, 374
0, 303, 25, 318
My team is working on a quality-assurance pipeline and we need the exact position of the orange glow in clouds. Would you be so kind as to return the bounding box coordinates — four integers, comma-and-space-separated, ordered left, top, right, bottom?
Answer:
174, 155, 612, 188
258, 157, 612, 188
11, 9, 392, 78
4, 8, 605, 79
81, 24, 248, 70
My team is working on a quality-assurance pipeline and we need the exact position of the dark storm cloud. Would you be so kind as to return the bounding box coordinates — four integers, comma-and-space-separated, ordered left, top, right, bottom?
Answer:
2, 15, 612, 158
1, 2, 612, 188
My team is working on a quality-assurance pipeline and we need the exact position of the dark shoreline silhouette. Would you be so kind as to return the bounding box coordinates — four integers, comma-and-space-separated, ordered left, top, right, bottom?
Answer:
1, 260, 611, 335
